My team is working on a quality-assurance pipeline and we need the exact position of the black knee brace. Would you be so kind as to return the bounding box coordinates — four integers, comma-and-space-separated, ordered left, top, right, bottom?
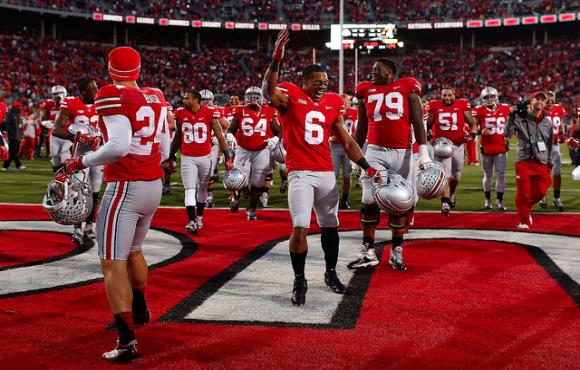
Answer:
388, 213, 407, 231
360, 204, 380, 227
265, 172, 273, 182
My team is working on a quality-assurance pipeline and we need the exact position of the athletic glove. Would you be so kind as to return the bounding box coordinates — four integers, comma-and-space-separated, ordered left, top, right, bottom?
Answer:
568, 137, 580, 150
63, 156, 86, 173
417, 144, 433, 167
265, 136, 280, 151
224, 158, 234, 171
272, 28, 289, 61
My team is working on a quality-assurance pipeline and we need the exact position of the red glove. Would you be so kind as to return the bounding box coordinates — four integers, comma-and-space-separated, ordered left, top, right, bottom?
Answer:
365, 167, 379, 178
63, 156, 86, 173
272, 28, 289, 61
568, 137, 580, 150
78, 134, 100, 150
558, 135, 566, 144
225, 158, 234, 171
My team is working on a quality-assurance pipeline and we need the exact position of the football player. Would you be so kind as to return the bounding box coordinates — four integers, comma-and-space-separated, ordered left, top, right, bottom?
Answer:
263, 29, 377, 306
330, 94, 357, 210
200, 89, 229, 207
348, 58, 431, 271
169, 90, 230, 234
161, 103, 176, 196
427, 86, 477, 216
229, 86, 281, 220
472, 87, 510, 211
540, 91, 566, 211
53, 79, 102, 247
42, 85, 72, 172
63, 46, 171, 362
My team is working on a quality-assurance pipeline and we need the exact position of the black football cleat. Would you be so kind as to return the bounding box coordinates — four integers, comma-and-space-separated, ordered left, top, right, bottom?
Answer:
102, 339, 140, 363
324, 269, 346, 294
106, 309, 150, 331
291, 277, 308, 306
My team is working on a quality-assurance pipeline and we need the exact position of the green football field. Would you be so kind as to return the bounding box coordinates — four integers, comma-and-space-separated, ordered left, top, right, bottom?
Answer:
1, 145, 578, 213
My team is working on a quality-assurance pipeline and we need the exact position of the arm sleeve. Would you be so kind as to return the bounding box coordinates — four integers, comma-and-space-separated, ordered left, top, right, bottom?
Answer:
82, 115, 132, 167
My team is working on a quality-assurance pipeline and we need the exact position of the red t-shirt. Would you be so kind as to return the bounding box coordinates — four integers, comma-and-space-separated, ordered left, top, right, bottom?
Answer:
429, 98, 471, 145
94, 84, 169, 182
276, 82, 343, 172
545, 104, 566, 144
234, 104, 278, 151
174, 106, 220, 157
356, 77, 421, 149
473, 104, 510, 155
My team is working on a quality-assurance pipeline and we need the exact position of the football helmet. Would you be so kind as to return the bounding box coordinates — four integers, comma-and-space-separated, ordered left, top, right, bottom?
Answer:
433, 137, 454, 158
50, 85, 68, 100
244, 86, 263, 106
480, 86, 498, 105
42, 170, 92, 225
270, 140, 286, 163
200, 89, 214, 106
371, 170, 415, 215
223, 166, 249, 192
417, 161, 447, 200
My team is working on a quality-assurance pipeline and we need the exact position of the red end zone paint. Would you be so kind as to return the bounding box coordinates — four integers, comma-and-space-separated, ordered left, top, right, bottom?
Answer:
0, 205, 579, 368
0, 231, 75, 268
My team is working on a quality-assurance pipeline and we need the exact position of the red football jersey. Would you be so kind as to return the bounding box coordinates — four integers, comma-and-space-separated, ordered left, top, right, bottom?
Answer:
174, 106, 220, 157
429, 98, 471, 145
223, 105, 239, 124
276, 82, 343, 172
356, 77, 421, 149
61, 96, 99, 133
343, 108, 358, 136
234, 104, 277, 151
41, 99, 61, 122
94, 84, 169, 182
545, 104, 566, 144
473, 104, 510, 155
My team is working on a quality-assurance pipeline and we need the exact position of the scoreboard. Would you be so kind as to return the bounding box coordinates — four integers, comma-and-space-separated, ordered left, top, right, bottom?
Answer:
326, 23, 405, 50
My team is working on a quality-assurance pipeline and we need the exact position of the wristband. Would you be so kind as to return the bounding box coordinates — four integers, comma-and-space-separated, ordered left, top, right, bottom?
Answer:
357, 158, 370, 170
223, 149, 231, 160
269, 60, 280, 72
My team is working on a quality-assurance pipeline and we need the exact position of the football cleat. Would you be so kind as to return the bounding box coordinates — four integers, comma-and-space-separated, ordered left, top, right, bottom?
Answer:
339, 200, 351, 210
279, 179, 288, 194
484, 199, 492, 209
83, 229, 96, 248
291, 277, 308, 306
441, 202, 451, 217
71, 229, 83, 247
106, 309, 151, 331
516, 223, 530, 230
259, 192, 268, 208
347, 246, 379, 269
553, 198, 564, 212
185, 221, 198, 234
389, 246, 407, 271
496, 199, 507, 212
539, 197, 547, 209
324, 269, 346, 294
247, 210, 257, 221
229, 194, 240, 213
102, 339, 140, 363
449, 194, 456, 208
206, 194, 215, 208
196, 216, 204, 229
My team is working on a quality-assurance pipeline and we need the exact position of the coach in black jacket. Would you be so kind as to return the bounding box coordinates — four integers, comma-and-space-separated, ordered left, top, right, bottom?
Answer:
1, 101, 26, 171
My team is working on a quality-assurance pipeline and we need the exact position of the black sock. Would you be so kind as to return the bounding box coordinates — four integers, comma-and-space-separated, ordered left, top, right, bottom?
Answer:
320, 227, 339, 271
341, 192, 349, 203
554, 190, 560, 198
197, 202, 206, 217
87, 192, 99, 223
484, 191, 491, 200
497, 192, 504, 201
114, 312, 135, 345
290, 251, 307, 278
186, 206, 196, 221
393, 236, 404, 249
363, 236, 374, 249
73, 223, 82, 230
441, 197, 451, 204
132, 288, 147, 313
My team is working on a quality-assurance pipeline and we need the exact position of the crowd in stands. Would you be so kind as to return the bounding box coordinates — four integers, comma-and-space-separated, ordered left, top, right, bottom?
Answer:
0, 35, 577, 115
5, 0, 580, 23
